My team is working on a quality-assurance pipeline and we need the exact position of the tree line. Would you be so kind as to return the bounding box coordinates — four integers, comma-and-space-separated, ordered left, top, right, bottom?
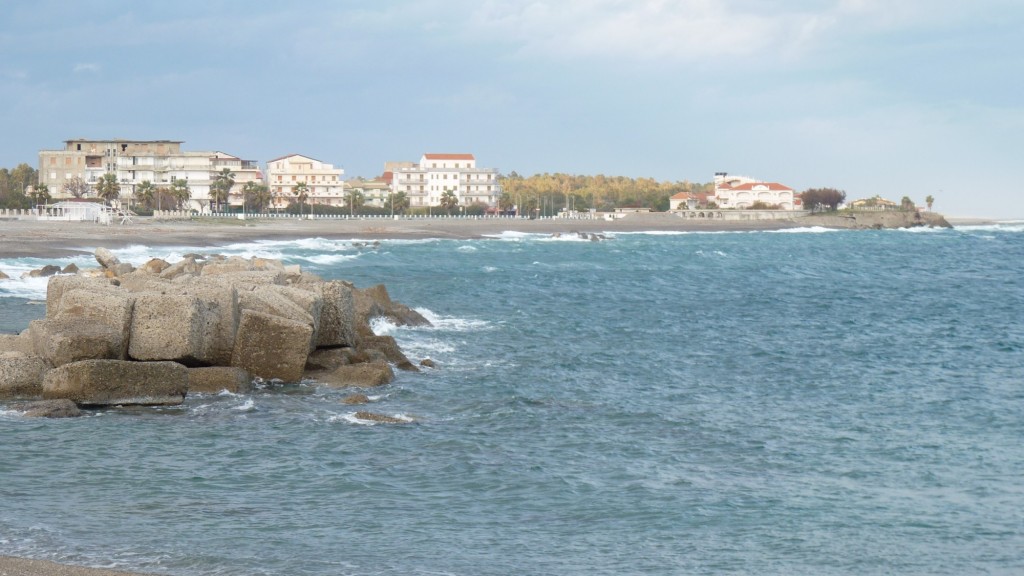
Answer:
497, 172, 714, 214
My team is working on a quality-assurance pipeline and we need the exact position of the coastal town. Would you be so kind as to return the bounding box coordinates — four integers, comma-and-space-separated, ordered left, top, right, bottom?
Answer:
0, 137, 943, 225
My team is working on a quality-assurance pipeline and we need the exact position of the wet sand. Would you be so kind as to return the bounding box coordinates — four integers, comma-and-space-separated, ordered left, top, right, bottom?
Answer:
0, 213, 801, 259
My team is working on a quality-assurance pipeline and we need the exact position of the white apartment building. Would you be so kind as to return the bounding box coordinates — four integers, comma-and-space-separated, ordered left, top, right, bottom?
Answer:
266, 154, 345, 210
39, 139, 262, 212
710, 172, 801, 210
391, 153, 501, 208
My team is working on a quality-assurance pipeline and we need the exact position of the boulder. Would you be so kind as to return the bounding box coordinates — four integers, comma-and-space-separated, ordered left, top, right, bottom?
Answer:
354, 411, 412, 424
0, 270, 9, 280
200, 255, 255, 276
61, 263, 80, 274
305, 348, 353, 371
0, 332, 35, 355
22, 264, 62, 278
54, 288, 134, 358
128, 293, 212, 365
230, 309, 313, 382
159, 256, 202, 280
29, 318, 124, 366
43, 359, 188, 406
0, 351, 50, 398
94, 247, 121, 270
310, 280, 357, 348
419, 358, 437, 369
139, 258, 171, 275
237, 285, 317, 349
12, 399, 82, 418
45, 275, 117, 319
317, 362, 394, 388
359, 334, 419, 372
187, 366, 252, 394
341, 393, 370, 405
353, 284, 430, 331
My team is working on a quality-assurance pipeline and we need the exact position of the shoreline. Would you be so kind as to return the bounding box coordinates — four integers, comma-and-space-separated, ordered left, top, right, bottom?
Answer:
0, 214, 802, 259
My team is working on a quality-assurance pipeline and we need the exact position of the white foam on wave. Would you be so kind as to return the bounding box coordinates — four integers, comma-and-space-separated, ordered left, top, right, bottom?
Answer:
768, 226, 837, 234
0, 274, 51, 300
233, 398, 257, 412
482, 265, 499, 273
331, 412, 415, 425
955, 223, 1024, 233
457, 245, 478, 252
414, 308, 491, 331
482, 230, 546, 241
370, 316, 399, 336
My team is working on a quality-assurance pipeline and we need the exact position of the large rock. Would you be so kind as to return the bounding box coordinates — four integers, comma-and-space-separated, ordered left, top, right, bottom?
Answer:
29, 318, 124, 366
159, 256, 202, 280
359, 334, 419, 372
174, 277, 241, 366
43, 359, 188, 406
45, 275, 117, 319
230, 309, 313, 382
310, 280, 357, 348
187, 366, 252, 394
0, 352, 50, 398
0, 332, 35, 355
12, 399, 82, 418
237, 285, 318, 350
0, 270, 9, 280
128, 293, 213, 365
94, 247, 122, 270
317, 362, 395, 388
200, 255, 255, 276
353, 284, 430, 331
55, 288, 134, 358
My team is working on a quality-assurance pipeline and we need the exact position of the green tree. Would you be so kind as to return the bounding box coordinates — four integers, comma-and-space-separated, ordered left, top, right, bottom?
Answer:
293, 182, 309, 216
800, 188, 846, 212
134, 180, 155, 209
386, 190, 409, 215
243, 181, 272, 213
345, 188, 365, 215
210, 167, 235, 212
900, 196, 916, 211
95, 172, 121, 204
28, 183, 51, 206
169, 179, 191, 210
62, 176, 91, 199
439, 188, 459, 215
925, 195, 934, 211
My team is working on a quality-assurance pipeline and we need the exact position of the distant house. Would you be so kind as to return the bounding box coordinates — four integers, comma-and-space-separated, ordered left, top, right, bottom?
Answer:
669, 192, 709, 210
709, 172, 801, 210
848, 195, 898, 210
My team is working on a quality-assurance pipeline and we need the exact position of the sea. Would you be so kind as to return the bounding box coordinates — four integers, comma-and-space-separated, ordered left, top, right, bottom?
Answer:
1, 223, 1022, 576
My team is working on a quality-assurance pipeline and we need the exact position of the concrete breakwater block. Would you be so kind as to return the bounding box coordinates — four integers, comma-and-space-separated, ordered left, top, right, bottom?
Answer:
43, 359, 188, 406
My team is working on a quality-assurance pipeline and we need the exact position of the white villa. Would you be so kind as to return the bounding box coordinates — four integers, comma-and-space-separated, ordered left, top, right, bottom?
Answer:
391, 153, 501, 208
709, 172, 801, 210
266, 154, 345, 210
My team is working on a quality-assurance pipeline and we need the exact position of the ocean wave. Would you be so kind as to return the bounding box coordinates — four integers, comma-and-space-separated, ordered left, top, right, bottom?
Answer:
768, 226, 837, 234
955, 223, 1024, 233
329, 412, 415, 425
414, 308, 492, 331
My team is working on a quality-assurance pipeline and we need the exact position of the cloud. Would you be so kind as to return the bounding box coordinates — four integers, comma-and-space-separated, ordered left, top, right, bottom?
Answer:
72, 62, 100, 73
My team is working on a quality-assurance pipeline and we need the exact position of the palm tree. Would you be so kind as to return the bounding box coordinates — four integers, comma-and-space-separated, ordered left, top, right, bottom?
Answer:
243, 181, 271, 214
169, 179, 191, 210
210, 167, 235, 213
29, 183, 51, 206
439, 188, 459, 215
345, 188, 365, 216
134, 180, 155, 210
387, 191, 409, 215
925, 195, 934, 211
293, 182, 309, 216
95, 172, 122, 205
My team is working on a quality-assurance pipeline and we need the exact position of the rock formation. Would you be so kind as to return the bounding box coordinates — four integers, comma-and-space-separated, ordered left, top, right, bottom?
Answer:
0, 249, 431, 416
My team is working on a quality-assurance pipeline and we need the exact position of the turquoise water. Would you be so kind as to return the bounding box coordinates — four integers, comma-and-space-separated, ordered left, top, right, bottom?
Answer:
1, 225, 1022, 575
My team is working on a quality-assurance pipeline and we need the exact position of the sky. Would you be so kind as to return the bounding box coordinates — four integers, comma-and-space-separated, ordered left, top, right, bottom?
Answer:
1, 0, 1022, 218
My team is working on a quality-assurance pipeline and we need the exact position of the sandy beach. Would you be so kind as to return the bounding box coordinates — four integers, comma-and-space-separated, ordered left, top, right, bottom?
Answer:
0, 213, 804, 259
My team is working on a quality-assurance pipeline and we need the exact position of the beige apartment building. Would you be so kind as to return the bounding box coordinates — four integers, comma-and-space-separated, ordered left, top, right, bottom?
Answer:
266, 154, 345, 210
38, 139, 261, 212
